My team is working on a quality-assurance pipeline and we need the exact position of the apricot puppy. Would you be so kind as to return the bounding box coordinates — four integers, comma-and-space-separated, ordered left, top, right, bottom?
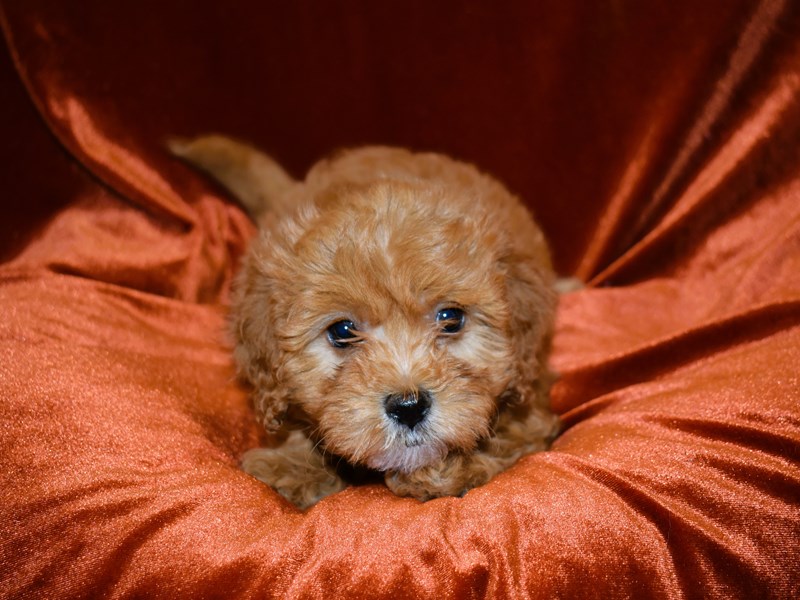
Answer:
171, 136, 559, 509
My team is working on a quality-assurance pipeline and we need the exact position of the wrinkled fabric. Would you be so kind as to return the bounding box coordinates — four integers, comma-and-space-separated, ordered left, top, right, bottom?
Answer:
1, 1, 799, 599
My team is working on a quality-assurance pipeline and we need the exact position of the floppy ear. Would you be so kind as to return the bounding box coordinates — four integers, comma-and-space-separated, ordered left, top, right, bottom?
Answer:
501, 244, 557, 410
230, 247, 290, 433
169, 135, 299, 431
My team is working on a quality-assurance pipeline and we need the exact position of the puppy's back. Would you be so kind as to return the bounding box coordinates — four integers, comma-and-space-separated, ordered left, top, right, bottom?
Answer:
169, 138, 551, 273
320, 147, 551, 269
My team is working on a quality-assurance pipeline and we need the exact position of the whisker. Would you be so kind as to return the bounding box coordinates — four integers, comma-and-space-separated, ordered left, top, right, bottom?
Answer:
351, 430, 374, 464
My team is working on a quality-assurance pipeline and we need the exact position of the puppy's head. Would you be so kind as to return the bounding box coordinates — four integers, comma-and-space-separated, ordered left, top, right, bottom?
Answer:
234, 177, 554, 474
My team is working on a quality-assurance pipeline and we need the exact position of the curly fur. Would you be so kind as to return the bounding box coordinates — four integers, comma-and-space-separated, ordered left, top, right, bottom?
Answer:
171, 136, 559, 509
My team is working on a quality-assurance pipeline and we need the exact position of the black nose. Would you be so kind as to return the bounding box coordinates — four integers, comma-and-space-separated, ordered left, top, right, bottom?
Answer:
384, 389, 432, 430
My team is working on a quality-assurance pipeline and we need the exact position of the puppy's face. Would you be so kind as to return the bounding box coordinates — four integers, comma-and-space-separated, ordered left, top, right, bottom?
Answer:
236, 181, 553, 473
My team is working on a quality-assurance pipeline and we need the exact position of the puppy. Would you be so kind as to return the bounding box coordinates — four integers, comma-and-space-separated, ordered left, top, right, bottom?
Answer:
171, 136, 560, 509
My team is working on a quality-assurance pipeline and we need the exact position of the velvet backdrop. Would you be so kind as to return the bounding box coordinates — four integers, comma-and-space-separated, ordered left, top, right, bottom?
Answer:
1, 1, 799, 598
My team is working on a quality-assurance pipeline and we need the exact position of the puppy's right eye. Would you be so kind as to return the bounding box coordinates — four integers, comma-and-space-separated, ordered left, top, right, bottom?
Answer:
327, 320, 360, 348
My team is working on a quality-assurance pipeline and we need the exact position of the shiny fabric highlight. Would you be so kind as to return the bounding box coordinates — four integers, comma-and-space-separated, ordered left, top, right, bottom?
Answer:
1, 2, 799, 599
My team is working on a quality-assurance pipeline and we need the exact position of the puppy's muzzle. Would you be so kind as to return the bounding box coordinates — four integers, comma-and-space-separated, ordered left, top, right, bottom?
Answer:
384, 389, 432, 430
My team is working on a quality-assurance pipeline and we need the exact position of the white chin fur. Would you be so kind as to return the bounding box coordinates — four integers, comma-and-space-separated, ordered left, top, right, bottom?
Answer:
366, 439, 447, 473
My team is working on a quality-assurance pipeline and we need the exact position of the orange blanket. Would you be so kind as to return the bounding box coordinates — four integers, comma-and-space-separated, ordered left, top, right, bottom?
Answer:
2, 2, 799, 598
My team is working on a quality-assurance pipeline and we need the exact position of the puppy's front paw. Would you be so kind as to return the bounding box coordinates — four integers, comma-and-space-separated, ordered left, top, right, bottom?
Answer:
384, 453, 490, 501
241, 431, 345, 509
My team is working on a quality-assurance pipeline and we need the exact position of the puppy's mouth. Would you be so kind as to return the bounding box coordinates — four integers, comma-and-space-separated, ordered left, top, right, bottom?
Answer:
366, 442, 447, 473
318, 387, 492, 474
364, 426, 448, 473
403, 438, 425, 448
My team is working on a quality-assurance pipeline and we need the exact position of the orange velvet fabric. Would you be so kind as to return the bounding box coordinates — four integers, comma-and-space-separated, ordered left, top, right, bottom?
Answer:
1, 2, 799, 598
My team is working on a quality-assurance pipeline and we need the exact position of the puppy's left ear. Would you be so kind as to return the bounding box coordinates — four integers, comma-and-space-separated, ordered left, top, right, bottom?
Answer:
501, 247, 557, 409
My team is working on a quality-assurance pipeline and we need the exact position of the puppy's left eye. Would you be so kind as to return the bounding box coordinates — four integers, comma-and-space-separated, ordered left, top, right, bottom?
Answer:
436, 307, 466, 334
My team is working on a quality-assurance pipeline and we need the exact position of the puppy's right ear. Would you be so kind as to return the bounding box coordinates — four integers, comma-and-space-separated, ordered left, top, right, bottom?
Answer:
230, 251, 290, 434
168, 134, 296, 221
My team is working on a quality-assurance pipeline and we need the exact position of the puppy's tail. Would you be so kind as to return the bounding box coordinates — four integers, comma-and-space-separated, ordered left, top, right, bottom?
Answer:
168, 134, 296, 220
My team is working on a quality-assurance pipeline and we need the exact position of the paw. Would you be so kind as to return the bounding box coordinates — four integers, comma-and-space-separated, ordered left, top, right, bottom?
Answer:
385, 453, 490, 501
241, 431, 345, 509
